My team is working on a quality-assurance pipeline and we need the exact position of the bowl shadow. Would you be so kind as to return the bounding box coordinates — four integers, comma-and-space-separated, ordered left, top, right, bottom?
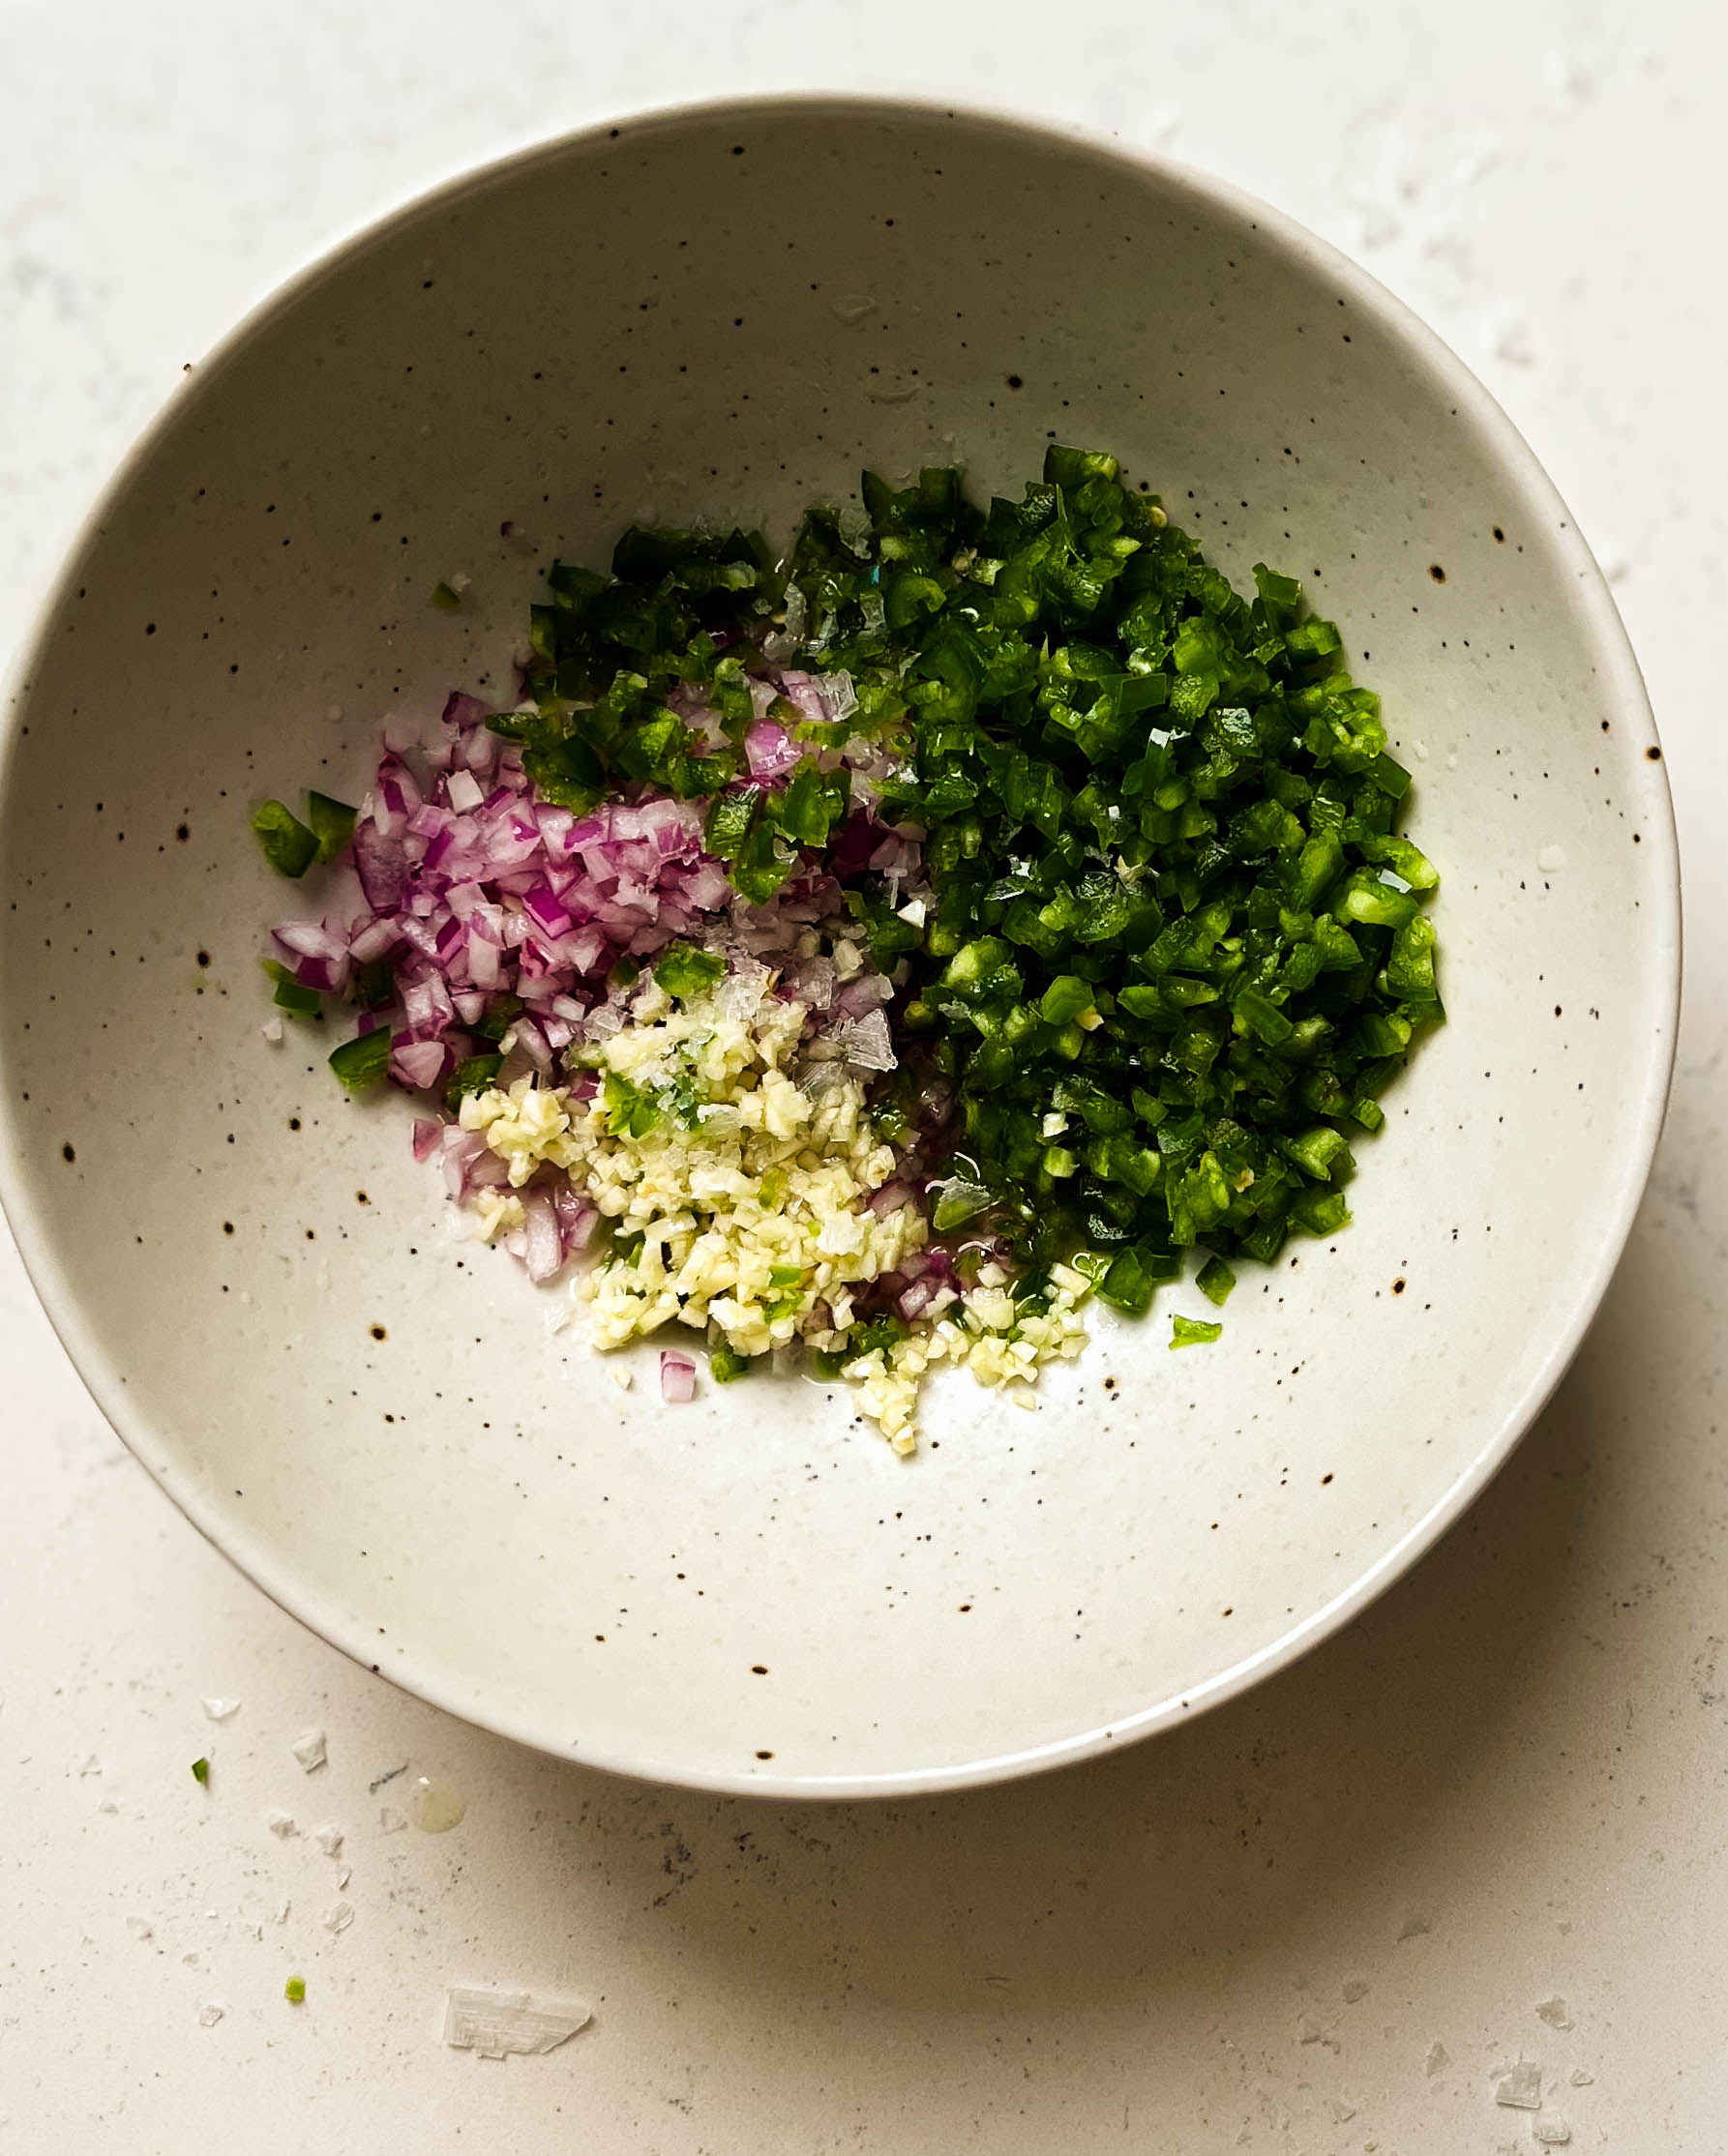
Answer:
468, 1202, 1666, 2028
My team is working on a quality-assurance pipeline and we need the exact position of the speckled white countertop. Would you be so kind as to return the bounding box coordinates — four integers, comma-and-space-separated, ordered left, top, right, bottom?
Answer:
4, 3, 1725, 2148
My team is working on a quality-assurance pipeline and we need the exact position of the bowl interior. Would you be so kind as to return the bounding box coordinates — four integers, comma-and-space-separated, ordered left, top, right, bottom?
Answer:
0, 100, 1677, 1793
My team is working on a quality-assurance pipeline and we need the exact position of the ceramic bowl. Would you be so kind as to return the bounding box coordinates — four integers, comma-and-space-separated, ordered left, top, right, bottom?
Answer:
0, 97, 1679, 1795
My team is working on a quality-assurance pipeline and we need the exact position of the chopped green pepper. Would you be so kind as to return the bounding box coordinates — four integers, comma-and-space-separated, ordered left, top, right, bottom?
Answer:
252, 799, 318, 877
328, 1028, 390, 1092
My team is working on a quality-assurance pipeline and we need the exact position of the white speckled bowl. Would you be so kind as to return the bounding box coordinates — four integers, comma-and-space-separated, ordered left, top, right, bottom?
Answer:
0, 98, 1678, 1796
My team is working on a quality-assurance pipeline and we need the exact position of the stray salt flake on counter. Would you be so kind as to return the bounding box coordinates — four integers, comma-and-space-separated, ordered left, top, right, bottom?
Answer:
1536, 845, 1566, 872
126, 1916, 154, 1942
1425, 2042, 1451, 2077
198, 2002, 224, 2028
202, 1698, 241, 1722
261, 1018, 283, 1045
1398, 1909, 1434, 1941
379, 1806, 407, 1834
1326, 2097, 1356, 2124
1494, 2060, 1543, 2110
1532, 2117, 1571, 2146
1568, 2070, 1594, 2087
322, 1901, 355, 1935
265, 1808, 299, 1839
290, 1729, 328, 1773
442, 1987, 592, 2060
1341, 1977, 1371, 2003
1534, 1996, 1572, 2030
313, 1824, 344, 1858
274, 1897, 291, 1925
406, 1777, 467, 1833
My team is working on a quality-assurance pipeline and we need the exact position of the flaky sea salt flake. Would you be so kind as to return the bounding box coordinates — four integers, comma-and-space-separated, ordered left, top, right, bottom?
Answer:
1495, 2059, 1543, 2110
201, 1698, 241, 1721
290, 1729, 328, 1773
1534, 1996, 1572, 2030
265, 1808, 298, 1839
313, 1823, 344, 1858
322, 1900, 355, 1935
442, 1986, 592, 2059
1533, 2116, 1571, 2146
1425, 2042, 1451, 2077
198, 2002, 224, 2027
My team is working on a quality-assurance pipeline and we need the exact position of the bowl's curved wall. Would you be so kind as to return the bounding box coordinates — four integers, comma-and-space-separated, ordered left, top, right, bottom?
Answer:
0, 100, 1678, 1793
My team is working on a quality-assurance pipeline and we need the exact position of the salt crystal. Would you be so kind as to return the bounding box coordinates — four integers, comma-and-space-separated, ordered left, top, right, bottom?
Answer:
830, 294, 878, 325
1533, 2117, 1571, 2146
1536, 845, 1566, 872
1341, 1977, 1370, 2003
1327, 2097, 1357, 2123
290, 1729, 328, 1774
1489, 310, 1535, 367
1534, 1996, 1572, 2030
261, 1018, 283, 1045
1569, 2070, 1594, 2086
274, 1898, 291, 1925
1414, 740, 1430, 761
202, 1698, 241, 1721
1398, 1910, 1434, 1940
241, 1922, 263, 1941
77, 1754, 102, 1777
380, 1806, 406, 1833
126, 1916, 153, 1941
198, 2002, 224, 2027
322, 1900, 355, 1935
1425, 2041, 1450, 2076
337, 1869, 351, 1891
265, 1808, 299, 1839
313, 1824, 344, 1858
98, 1799, 118, 1816
441, 1986, 592, 2059
1495, 2059, 1543, 2110
181, 1951, 200, 1969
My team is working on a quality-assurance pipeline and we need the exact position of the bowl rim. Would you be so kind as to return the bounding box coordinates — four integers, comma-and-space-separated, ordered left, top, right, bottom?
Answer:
0, 89, 1683, 1800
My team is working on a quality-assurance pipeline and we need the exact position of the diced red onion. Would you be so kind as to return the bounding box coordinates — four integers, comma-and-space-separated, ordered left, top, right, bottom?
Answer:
660, 1349, 697, 1404
411, 1118, 442, 1163
745, 720, 802, 780
521, 1188, 564, 1283
391, 1037, 447, 1089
